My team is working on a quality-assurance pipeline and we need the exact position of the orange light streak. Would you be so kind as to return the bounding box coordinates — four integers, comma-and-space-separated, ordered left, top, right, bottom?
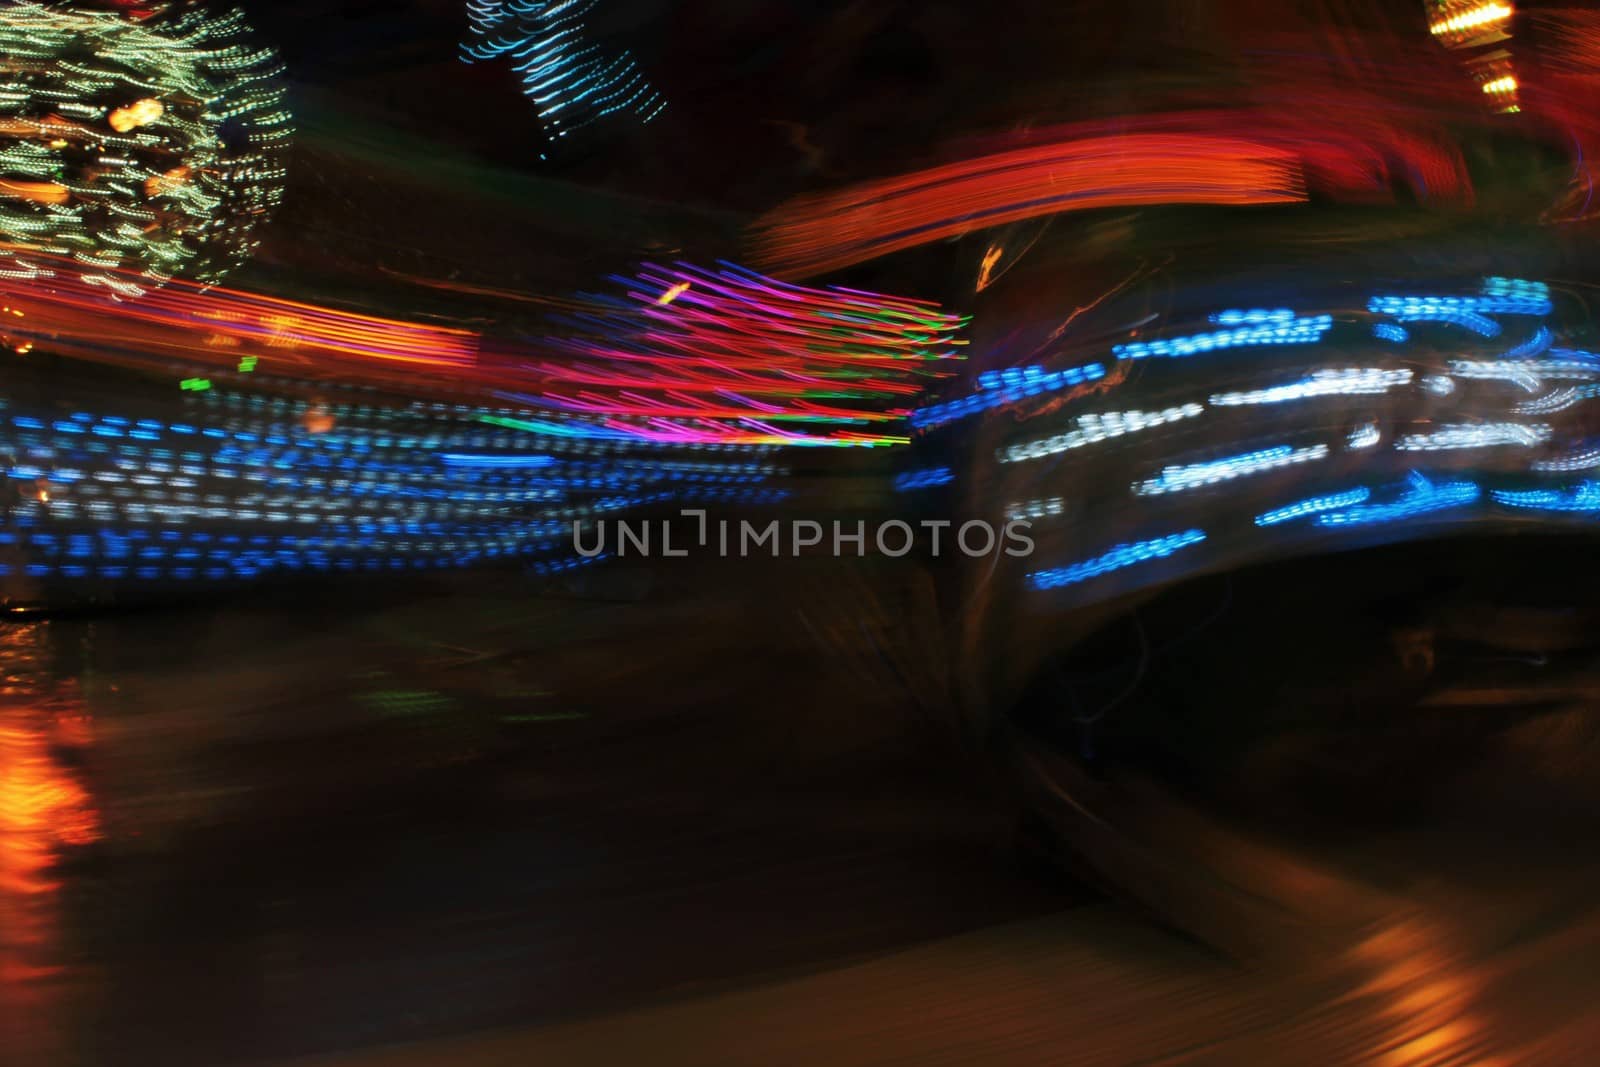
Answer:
976, 245, 1004, 292
0, 179, 69, 206
751, 94, 1479, 278
750, 133, 1306, 277
0, 249, 483, 391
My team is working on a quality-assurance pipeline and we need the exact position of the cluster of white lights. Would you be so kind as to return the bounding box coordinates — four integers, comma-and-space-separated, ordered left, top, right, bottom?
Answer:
1533, 448, 1600, 473
1209, 368, 1412, 407
1516, 385, 1600, 415
1006, 497, 1065, 522
1448, 359, 1600, 391
1132, 443, 1328, 497
996, 403, 1204, 464
1394, 422, 1551, 451
1347, 423, 1382, 450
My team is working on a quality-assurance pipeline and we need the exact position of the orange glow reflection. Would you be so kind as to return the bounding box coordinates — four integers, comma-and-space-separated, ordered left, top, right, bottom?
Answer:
0, 624, 99, 992
1347, 918, 1508, 1067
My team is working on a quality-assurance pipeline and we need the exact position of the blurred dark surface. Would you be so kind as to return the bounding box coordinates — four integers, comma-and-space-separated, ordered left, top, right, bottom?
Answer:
0, 561, 1066, 1065
4, 542, 1600, 1064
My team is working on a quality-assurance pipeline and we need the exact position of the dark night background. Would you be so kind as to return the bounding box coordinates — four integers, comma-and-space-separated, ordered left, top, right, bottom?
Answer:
7, 2, 1600, 1065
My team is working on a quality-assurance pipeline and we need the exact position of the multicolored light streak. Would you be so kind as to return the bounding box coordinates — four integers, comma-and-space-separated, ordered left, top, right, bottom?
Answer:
527, 262, 969, 446
0, 255, 963, 447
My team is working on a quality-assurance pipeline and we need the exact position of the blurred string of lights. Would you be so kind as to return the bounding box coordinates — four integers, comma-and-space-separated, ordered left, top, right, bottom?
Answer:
1369, 283, 1550, 318
1314, 474, 1482, 527
997, 404, 1204, 464
0, 247, 978, 590
1007, 496, 1065, 522
911, 363, 1105, 431
1549, 348, 1600, 365
1426, 1, 1520, 113
1027, 529, 1207, 591
955, 277, 1600, 598
0, 381, 790, 585
1534, 445, 1600, 472
915, 278, 1556, 436
1208, 309, 1296, 326
459, 0, 664, 153
1516, 385, 1600, 415
3, 256, 1597, 597
1112, 315, 1334, 360
1492, 483, 1600, 512
1447, 357, 1600, 389
1348, 423, 1382, 450
1388, 308, 1502, 337
1430, 2, 1512, 41
1368, 293, 1548, 341
893, 466, 953, 492
1131, 444, 1329, 497
0, 3, 290, 290
1505, 326, 1553, 358
1254, 488, 1374, 527
1208, 368, 1412, 407
1395, 422, 1551, 451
